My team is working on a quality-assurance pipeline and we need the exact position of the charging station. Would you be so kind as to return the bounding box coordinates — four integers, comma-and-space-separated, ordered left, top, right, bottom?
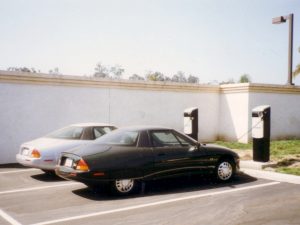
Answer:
183, 107, 198, 141
252, 105, 271, 162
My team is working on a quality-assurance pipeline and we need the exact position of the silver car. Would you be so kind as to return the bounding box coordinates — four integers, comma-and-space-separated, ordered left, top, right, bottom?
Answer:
16, 123, 116, 174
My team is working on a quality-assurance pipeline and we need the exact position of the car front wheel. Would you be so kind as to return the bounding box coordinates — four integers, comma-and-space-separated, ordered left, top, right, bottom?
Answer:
215, 159, 235, 181
111, 179, 140, 195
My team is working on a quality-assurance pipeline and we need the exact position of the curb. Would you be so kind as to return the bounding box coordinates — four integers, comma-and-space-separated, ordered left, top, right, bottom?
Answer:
240, 160, 300, 184
240, 160, 277, 170
240, 168, 300, 184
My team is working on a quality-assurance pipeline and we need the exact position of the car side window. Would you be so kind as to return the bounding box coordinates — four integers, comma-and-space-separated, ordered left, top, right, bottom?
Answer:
93, 127, 105, 139
173, 132, 193, 147
93, 126, 116, 139
103, 126, 115, 133
151, 131, 181, 147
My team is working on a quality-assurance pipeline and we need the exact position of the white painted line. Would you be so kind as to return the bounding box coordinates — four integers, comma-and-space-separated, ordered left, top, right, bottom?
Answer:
31, 181, 280, 225
0, 182, 82, 195
0, 168, 39, 174
0, 209, 22, 225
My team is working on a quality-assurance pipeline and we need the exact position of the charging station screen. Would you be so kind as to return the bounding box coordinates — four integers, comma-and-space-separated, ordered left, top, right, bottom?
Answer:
184, 117, 192, 134
252, 114, 263, 138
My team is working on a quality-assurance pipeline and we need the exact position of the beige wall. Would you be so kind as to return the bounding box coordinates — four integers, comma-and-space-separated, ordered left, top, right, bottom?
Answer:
0, 71, 300, 164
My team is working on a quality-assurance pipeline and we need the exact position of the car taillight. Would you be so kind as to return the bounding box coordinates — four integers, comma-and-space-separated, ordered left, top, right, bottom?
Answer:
31, 149, 41, 158
76, 159, 89, 172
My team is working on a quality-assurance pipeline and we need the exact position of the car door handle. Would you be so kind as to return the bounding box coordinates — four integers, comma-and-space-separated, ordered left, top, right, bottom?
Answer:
158, 153, 166, 156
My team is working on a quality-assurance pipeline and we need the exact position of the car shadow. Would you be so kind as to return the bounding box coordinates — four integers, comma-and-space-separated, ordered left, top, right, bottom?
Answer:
72, 172, 257, 201
31, 173, 66, 182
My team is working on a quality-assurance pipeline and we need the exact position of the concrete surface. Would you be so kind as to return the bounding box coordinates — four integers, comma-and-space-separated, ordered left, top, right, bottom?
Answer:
240, 160, 277, 170
0, 167, 299, 225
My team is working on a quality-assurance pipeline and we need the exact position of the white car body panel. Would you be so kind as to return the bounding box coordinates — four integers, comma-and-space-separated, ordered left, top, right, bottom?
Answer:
16, 137, 92, 170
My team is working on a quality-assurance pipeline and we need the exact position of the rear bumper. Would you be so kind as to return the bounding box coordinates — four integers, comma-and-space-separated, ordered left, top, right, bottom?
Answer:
16, 154, 56, 170
55, 166, 110, 185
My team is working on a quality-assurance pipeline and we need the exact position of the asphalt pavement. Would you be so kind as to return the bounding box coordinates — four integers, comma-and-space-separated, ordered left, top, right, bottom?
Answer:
0, 167, 299, 225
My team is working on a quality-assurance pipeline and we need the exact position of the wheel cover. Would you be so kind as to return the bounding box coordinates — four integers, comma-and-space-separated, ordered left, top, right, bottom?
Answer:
217, 162, 233, 180
115, 179, 134, 193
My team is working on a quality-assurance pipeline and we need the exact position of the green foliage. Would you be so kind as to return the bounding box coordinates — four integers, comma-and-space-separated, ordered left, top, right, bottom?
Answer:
172, 71, 187, 83
49, 67, 61, 75
110, 65, 124, 79
270, 140, 300, 159
220, 78, 235, 84
129, 74, 144, 81
276, 167, 300, 176
145, 71, 165, 81
94, 62, 109, 78
215, 140, 300, 158
7, 67, 38, 73
214, 141, 252, 150
239, 74, 251, 83
187, 74, 199, 83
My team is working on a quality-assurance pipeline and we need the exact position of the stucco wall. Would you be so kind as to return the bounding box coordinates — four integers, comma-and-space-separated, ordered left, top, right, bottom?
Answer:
0, 72, 219, 164
219, 83, 300, 143
219, 91, 249, 143
0, 71, 299, 164
249, 89, 300, 140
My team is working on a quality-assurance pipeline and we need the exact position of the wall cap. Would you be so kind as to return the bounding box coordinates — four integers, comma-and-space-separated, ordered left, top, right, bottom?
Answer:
1, 71, 299, 95
221, 83, 300, 94
0, 70, 219, 93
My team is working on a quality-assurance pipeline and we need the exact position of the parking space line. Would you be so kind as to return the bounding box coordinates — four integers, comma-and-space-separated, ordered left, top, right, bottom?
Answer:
0, 169, 39, 174
31, 181, 280, 225
0, 182, 82, 195
0, 209, 22, 225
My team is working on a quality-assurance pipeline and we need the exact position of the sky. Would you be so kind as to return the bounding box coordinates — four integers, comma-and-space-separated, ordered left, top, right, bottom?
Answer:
0, 0, 300, 84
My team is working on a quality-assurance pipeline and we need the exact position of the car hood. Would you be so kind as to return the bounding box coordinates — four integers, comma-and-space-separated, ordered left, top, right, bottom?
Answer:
202, 143, 239, 158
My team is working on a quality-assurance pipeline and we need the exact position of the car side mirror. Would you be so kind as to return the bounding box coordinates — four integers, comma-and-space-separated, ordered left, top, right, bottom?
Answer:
189, 142, 200, 152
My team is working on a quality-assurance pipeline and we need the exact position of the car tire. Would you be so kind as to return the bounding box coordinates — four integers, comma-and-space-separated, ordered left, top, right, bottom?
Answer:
215, 158, 235, 182
110, 179, 140, 196
86, 183, 110, 194
42, 170, 56, 176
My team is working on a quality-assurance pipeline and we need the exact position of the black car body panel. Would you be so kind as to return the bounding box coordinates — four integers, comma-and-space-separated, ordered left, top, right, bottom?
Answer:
56, 127, 239, 185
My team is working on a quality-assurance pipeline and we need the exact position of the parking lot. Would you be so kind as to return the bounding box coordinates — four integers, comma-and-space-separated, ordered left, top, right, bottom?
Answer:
0, 167, 300, 225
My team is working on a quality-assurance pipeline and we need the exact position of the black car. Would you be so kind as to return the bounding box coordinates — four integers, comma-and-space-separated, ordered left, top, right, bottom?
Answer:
56, 126, 239, 195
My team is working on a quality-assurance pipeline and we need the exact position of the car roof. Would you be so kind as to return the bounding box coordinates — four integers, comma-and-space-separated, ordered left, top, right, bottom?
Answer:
70, 123, 115, 127
119, 125, 171, 131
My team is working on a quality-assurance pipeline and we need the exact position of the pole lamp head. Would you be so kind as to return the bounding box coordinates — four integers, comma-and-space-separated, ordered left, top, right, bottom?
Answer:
272, 16, 286, 24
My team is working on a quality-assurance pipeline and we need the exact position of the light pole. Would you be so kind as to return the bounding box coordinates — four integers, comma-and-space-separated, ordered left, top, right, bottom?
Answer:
272, 13, 294, 85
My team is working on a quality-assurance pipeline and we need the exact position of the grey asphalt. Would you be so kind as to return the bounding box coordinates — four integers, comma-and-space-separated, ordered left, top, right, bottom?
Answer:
0, 167, 299, 225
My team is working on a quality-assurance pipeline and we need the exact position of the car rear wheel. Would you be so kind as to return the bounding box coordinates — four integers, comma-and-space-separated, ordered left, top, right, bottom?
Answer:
42, 169, 56, 176
111, 179, 140, 195
215, 159, 235, 181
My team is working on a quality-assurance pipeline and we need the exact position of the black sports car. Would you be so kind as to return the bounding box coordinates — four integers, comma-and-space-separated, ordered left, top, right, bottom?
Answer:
56, 126, 239, 195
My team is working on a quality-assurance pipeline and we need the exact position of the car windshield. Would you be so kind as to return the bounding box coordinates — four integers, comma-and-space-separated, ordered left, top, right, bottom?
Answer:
95, 129, 139, 146
46, 126, 84, 140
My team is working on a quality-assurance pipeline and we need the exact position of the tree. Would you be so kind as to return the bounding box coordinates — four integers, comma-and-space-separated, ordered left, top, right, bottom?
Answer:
220, 78, 235, 85
239, 74, 251, 83
171, 71, 187, 83
129, 74, 145, 81
94, 62, 109, 78
187, 74, 199, 83
145, 71, 165, 81
164, 76, 171, 81
7, 67, 37, 73
110, 65, 124, 79
49, 67, 61, 75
